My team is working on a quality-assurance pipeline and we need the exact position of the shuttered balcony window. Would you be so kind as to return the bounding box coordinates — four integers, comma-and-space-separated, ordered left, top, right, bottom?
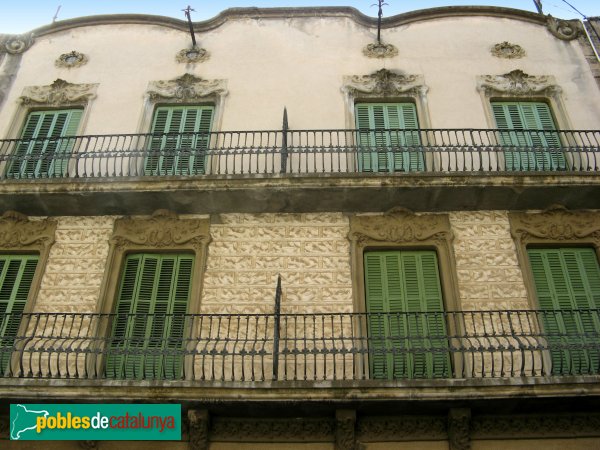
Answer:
0, 255, 39, 375
106, 253, 195, 380
527, 247, 600, 375
355, 103, 424, 172
363, 250, 449, 379
7, 109, 82, 178
145, 105, 214, 176
491, 101, 565, 171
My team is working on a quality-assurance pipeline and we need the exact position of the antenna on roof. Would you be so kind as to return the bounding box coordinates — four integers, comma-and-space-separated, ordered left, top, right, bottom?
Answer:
372, 0, 389, 44
182, 5, 197, 47
52, 5, 62, 23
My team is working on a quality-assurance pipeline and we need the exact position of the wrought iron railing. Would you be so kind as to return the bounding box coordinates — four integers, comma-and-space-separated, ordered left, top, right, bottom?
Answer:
0, 129, 598, 179
1, 309, 599, 381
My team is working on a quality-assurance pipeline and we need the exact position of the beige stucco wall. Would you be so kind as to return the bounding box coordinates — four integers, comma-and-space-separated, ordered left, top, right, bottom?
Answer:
1, 12, 599, 137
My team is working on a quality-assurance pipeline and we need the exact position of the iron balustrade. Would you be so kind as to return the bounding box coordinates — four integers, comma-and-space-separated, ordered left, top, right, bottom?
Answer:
0, 128, 598, 179
1, 309, 599, 381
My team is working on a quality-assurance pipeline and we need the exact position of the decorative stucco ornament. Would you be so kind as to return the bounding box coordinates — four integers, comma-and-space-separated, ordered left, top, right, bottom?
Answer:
20, 79, 98, 106
55, 51, 88, 68
546, 16, 580, 41
362, 42, 398, 58
147, 73, 227, 102
477, 69, 559, 96
490, 42, 526, 59
0, 33, 34, 54
343, 69, 424, 97
176, 46, 209, 64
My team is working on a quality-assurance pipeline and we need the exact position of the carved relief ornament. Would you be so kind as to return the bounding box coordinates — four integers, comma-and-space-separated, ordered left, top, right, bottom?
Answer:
546, 16, 580, 41
0, 211, 56, 250
20, 79, 98, 106
477, 69, 559, 97
490, 41, 526, 59
188, 410, 209, 450
210, 417, 335, 442
176, 46, 209, 64
0, 33, 34, 54
147, 73, 227, 102
111, 210, 210, 251
343, 69, 426, 98
349, 208, 452, 248
55, 51, 88, 68
357, 415, 447, 441
362, 42, 398, 58
509, 207, 600, 246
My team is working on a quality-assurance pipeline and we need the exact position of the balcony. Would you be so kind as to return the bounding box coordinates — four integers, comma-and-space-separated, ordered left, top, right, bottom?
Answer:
0, 128, 599, 215
2, 309, 599, 383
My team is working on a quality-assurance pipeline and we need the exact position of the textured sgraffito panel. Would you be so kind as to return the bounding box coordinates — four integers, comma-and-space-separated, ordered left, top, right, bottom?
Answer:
35, 216, 115, 313
450, 211, 528, 311
203, 213, 352, 314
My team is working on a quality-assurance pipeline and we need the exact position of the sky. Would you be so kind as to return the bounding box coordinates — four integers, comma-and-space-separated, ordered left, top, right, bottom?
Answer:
0, 0, 599, 34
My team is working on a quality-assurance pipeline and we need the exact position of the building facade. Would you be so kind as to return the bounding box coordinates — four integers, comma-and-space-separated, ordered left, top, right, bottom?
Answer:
0, 5, 599, 449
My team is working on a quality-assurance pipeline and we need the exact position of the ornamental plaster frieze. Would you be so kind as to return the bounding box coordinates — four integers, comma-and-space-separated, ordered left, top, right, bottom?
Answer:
0, 33, 34, 54
20, 79, 98, 106
509, 206, 600, 245
490, 41, 526, 59
477, 69, 560, 97
147, 73, 227, 102
349, 208, 452, 247
0, 211, 56, 250
343, 69, 427, 98
110, 209, 210, 251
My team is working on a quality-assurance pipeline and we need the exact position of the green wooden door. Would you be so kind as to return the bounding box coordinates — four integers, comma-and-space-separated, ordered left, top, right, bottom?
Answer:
0, 255, 39, 375
145, 106, 213, 175
8, 109, 82, 178
355, 103, 423, 172
528, 248, 600, 375
492, 102, 565, 171
106, 253, 194, 379
364, 250, 449, 379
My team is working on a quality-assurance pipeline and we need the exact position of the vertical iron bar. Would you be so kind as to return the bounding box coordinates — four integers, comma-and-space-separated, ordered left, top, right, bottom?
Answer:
281, 108, 288, 174
272, 274, 282, 380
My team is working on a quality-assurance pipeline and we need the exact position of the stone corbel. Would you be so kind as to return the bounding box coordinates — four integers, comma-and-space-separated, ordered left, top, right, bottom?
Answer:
448, 409, 471, 450
188, 409, 209, 450
20, 79, 98, 107
477, 69, 559, 97
147, 73, 227, 103
335, 410, 357, 450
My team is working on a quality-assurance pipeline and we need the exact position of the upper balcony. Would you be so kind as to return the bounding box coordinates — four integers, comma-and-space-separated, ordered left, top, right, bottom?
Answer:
0, 128, 599, 215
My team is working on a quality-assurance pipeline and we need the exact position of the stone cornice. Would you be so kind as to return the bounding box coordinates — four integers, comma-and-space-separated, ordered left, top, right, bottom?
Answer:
29, 6, 548, 37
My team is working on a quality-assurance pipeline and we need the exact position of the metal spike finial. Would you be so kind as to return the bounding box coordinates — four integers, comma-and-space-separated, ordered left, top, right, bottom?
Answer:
182, 5, 197, 47
371, 0, 389, 44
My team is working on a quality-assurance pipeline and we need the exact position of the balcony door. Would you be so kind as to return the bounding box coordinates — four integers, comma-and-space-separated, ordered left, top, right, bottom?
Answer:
355, 103, 424, 172
492, 101, 565, 171
0, 255, 38, 375
364, 250, 449, 379
7, 109, 81, 178
106, 253, 194, 380
527, 247, 600, 375
145, 105, 213, 176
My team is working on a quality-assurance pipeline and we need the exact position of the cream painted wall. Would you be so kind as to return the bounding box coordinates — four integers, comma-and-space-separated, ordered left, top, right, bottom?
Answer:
1, 11, 599, 137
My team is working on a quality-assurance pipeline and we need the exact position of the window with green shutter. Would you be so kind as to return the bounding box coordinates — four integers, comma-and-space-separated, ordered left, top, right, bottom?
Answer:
491, 101, 565, 171
7, 109, 82, 179
528, 247, 600, 375
364, 250, 449, 379
106, 253, 194, 380
0, 255, 39, 375
145, 105, 214, 176
355, 103, 424, 172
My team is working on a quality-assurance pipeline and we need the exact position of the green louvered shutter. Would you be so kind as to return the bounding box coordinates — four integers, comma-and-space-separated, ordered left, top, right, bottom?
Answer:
528, 248, 600, 375
8, 110, 81, 178
0, 255, 39, 375
106, 254, 194, 380
355, 103, 423, 172
364, 250, 449, 380
492, 102, 564, 171
145, 106, 213, 176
